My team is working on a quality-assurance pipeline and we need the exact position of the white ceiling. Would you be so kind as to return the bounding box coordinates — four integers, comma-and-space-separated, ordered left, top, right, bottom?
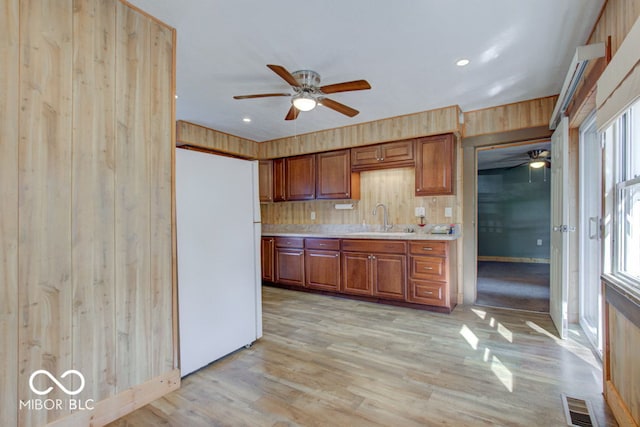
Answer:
129, 0, 604, 142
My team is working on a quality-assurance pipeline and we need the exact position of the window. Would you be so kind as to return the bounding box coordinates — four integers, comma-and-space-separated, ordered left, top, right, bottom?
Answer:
607, 99, 640, 288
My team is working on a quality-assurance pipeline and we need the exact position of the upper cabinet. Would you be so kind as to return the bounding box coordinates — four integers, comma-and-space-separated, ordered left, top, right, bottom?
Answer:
316, 149, 360, 200
273, 158, 286, 202
286, 154, 316, 200
351, 140, 415, 171
258, 160, 273, 202
415, 134, 455, 196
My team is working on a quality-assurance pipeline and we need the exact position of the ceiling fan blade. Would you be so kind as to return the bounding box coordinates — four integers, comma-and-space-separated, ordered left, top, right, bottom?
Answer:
267, 64, 300, 87
285, 105, 299, 121
320, 98, 359, 117
233, 93, 290, 99
320, 79, 371, 94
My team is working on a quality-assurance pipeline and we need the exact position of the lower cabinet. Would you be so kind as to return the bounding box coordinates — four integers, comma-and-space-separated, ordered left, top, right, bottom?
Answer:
304, 238, 341, 291
407, 241, 457, 309
275, 237, 305, 286
261, 237, 275, 282
263, 235, 455, 312
341, 239, 407, 300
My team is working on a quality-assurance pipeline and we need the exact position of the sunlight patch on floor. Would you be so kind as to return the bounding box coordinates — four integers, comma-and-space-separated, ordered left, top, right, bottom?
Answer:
491, 355, 513, 392
497, 323, 513, 343
460, 324, 479, 350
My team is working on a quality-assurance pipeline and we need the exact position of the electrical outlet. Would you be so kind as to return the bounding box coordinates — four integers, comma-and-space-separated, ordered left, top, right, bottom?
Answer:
537, 239, 542, 246
444, 207, 452, 218
310, 211, 316, 220
415, 207, 426, 217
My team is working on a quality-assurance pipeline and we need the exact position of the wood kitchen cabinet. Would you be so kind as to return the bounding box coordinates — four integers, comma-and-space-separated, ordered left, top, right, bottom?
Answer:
351, 139, 415, 171
305, 238, 341, 291
261, 237, 275, 282
316, 149, 360, 200
258, 160, 274, 202
415, 133, 455, 196
286, 154, 316, 200
275, 237, 305, 286
341, 239, 407, 300
273, 158, 286, 202
408, 240, 457, 310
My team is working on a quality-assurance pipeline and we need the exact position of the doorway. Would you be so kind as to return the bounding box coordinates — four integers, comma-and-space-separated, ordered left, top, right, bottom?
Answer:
475, 141, 552, 312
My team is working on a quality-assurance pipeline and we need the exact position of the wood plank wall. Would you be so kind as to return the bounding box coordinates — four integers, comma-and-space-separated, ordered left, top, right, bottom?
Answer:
176, 120, 259, 158
588, 0, 640, 55
259, 106, 461, 158
1, 0, 19, 424
462, 95, 558, 137
1, 1, 178, 426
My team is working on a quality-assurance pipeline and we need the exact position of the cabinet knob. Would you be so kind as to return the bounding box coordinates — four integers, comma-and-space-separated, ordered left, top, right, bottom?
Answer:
423, 247, 433, 251
335, 254, 339, 257
424, 267, 433, 270
372, 255, 376, 260
424, 291, 433, 295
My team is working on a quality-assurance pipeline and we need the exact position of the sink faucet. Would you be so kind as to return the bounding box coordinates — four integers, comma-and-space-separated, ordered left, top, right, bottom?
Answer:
372, 203, 393, 231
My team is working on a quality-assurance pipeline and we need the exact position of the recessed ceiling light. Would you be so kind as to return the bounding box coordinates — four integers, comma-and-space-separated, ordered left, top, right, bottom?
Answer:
175, 94, 179, 99
456, 59, 470, 67
242, 117, 252, 123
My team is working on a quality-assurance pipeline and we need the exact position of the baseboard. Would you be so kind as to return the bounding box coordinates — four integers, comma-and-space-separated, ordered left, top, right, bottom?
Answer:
46, 369, 180, 427
477, 256, 550, 264
604, 380, 638, 427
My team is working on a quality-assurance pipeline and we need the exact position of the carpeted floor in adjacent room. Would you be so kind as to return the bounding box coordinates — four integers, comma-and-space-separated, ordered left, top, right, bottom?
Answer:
476, 261, 550, 312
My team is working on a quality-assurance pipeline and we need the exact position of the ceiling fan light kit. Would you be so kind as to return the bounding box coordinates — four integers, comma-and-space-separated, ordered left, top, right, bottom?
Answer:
233, 64, 371, 120
529, 160, 546, 169
292, 93, 317, 111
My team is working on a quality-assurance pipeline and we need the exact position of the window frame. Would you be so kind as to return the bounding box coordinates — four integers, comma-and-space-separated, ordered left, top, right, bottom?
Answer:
611, 101, 640, 290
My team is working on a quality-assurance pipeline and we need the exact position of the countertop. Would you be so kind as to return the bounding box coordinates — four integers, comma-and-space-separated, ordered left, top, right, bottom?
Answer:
261, 231, 460, 241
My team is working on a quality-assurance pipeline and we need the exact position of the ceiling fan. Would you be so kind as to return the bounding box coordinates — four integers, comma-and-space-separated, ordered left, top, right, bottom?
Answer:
509, 149, 551, 169
233, 64, 371, 120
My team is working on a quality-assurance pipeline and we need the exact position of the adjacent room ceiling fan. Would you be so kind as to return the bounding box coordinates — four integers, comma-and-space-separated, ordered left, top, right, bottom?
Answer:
233, 64, 371, 121
510, 149, 551, 169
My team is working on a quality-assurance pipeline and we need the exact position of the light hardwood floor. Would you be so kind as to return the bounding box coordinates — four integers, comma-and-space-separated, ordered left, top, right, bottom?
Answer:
110, 286, 616, 426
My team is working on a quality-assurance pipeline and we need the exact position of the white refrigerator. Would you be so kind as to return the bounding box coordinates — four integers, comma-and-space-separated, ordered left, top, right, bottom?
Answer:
176, 148, 262, 376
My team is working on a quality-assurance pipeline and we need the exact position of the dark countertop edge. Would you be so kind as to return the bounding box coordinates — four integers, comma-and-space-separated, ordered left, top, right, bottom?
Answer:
261, 232, 461, 241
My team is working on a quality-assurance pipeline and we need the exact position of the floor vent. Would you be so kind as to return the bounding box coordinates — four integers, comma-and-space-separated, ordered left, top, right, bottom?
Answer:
562, 394, 598, 427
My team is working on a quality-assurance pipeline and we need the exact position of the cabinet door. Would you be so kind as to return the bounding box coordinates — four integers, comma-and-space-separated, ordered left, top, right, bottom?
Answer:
286, 154, 316, 200
305, 250, 341, 291
351, 145, 381, 169
378, 140, 414, 164
341, 252, 372, 296
415, 134, 455, 196
373, 253, 406, 300
261, 237, 275, 282
273, 158, 286, 201
275, 248, 305, 286
351, 140, 415, 171
258, 160, 273, 202
316, 150, 358, 200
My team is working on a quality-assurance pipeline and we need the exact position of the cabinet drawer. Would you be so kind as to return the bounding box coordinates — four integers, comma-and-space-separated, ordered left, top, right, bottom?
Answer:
305, 238, 340, 251
408, 280, 447, 307
409, 241, 447, 257
341, 239, 407, 254
275, 237, 304, 249
410, 255, 447, 281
